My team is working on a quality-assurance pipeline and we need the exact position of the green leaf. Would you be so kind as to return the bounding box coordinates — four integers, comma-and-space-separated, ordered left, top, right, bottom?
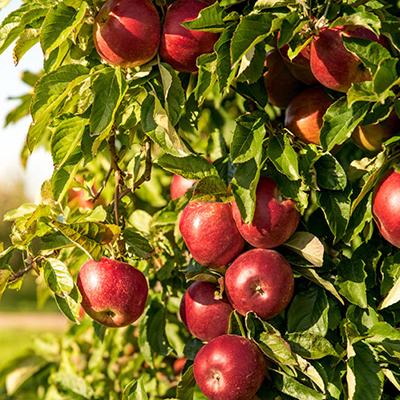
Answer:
43, 258, 74, 296
320, 98, 369, 151
51, 117, 87, 169
13, 28, 40, 65
287, 332, 338, 359
158, 154, 217, 180
273, 372, 325, 400
231, 113, 266, 164
283, 232, 324, 267
230, 13, 272, 65
346, 342, 384, 400
267, 134, 300, 181
315, 154, 347, 191
317, 189, 351, 241
193, 175, 228, 196
182, 2, 225, 32
288, 287, 329, 336
90, 67, 128, 137
53, 370, 94, 398
176, 365, 196, 400
379, 252, 400, 309
254, 0, 296, 9
40, 1, 87, 56
123, 377, 149, 400
0, 269, 11, 300
123, 228, 153, 259
331, 12, 381, 34
54, 285, 81, 323
336, 259, 368, 309
215, 27, 233, 92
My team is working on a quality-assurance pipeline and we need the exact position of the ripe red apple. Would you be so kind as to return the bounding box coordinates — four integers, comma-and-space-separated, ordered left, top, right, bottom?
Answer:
160, 0, 219, 72
170, 175, 196, 200
232, 177, 300, 249
373, 169, 400, 248
279, 43, 318, 85
310, 25, 383, 92
180, 281, 233, 341
179, 201, 244, 267
173, 357, 187, 375
225, 249, 294, 320
77, 257, 148, 327
263, 50, 303, 108
352, 112, 400, 152
93, 0, 161, 67
284, 86, 333, 145
193, 334, 266, 400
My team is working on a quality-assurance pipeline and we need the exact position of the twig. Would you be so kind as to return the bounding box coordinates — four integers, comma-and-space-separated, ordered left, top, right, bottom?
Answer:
8, 265, 32, 284
114, 168, 121, 225
108, 134, 125, 177
92, 166, 113, 202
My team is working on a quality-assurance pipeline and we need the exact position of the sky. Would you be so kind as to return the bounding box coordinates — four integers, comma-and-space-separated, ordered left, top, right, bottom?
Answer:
0, 1, 53, 201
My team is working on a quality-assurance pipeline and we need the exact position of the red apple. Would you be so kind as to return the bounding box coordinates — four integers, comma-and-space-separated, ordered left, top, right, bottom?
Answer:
160, 0, 219, 72
225, 249, 294, 320
373, 169, 400, 248
170, 175, 196, 200
352, 112, 400, 152
193, 334, 266, 400
93, 0, 161, 67
173, 357, 187, 375
279, 43, 318, 85
232, 177, 300, 249
180, 281, 233, 341
284, 86, 333, 145
263, 50, 303, 108
310, 25, 383, 92
77, 257, 148, 327
179, 201, 245, 267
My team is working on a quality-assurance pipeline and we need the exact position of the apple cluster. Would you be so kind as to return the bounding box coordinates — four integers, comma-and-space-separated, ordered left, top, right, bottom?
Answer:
93, 0, 218, 73
265, 25, 399, 151
175, 176, 299, 399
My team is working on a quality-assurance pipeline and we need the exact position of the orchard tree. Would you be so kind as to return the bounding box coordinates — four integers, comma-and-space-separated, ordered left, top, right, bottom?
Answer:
0, 0, 400, 399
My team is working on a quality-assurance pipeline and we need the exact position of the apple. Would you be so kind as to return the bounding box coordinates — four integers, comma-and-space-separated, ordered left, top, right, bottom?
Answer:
232, 177, 300, 249
179, 201, 245, 267
263, 50, 303, 108
180, 281, 233, 341
284, 86, 333, 145
310, 25, 383, 92
279, 43, 318, 85
77, 257, 148, 327
373, 169, 400, 248
68, 187, 94, 210
93, 0, 161, 67
160, 0, 219, 72
173, 357, 187, 375
225, 249, 294, 320
193, 334, 266, 400
352, 112, 400, 152
170, 175, 196, 200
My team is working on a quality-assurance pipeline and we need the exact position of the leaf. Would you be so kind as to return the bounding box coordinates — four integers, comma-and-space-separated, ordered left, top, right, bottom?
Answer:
13, 28, 40, 65
123, 228, 153, 259
273, 372, 325, 400
266, 134, 300, 181
315, 154, 347, 191
336, 259, 368, 309
287, 332, 338, 359
123, 377, 149, 400
176, 365, 196, 400
215, 27, 233, 92
379, 278, 400, 310
54, 286, 81, 323
346, 342, 384, 400
53, 370, 94, 398
0, 269, 11, 300
320, 98, 369, 151
331, 12, 381, 34
51, 117, 87, 169
90, 67, 128, 137
158, 154, 217, 180
283, 232, 324, 267
230, 13, 272, 65
379, 252, 400, 309
182, 2, 225, 32
43, 258, 74, 296
254, 0, 296, 9
40, 1, 87, 56
287, 287, 329, 336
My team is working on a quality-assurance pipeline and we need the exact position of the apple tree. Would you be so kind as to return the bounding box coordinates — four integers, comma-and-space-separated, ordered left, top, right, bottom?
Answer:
0, 0, 400, 398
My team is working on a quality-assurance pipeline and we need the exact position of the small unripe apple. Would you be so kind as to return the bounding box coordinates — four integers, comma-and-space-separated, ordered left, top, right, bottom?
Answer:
180, 281, 233, 341
170, 175, 196, 200
310, 26, 383, 92
232, 177, 300, 249
179, 201, 245, 267
160, 0, 219, 72
225, 249, 294, 320
373, 169, 400, 248
93, 0, 161, 67
285, 86, 333, 145
279, 43, 318, 85
193, 334, 266, 400
352, 112, 400, 152
263, 50, 303, 108
77, 257, 148, 327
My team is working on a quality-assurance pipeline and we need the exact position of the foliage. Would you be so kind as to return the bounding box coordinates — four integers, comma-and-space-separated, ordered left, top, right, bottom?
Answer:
0, 0, 400, 399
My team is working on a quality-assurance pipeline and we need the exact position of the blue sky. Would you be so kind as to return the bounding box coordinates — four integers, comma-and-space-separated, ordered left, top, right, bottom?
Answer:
0, 0, 53, 201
